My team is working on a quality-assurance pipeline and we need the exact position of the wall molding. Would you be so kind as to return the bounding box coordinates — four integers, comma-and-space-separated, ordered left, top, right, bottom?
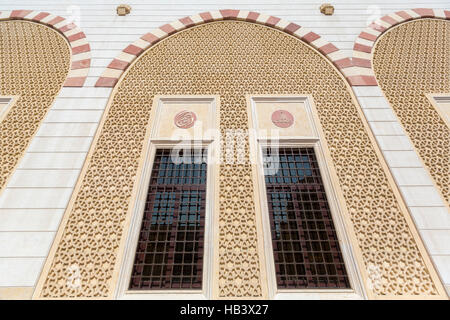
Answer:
352, 8, 450, 86
95, 9, 356, 87
0, 9, 91, 87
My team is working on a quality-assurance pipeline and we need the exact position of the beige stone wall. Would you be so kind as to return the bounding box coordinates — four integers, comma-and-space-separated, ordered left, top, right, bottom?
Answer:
34, 21, 445, 299
373, 19, 450, 205
0, 20, 71, 193
0, 20, 70, 298
372, 18, 450, 295
1, 1, 449, 298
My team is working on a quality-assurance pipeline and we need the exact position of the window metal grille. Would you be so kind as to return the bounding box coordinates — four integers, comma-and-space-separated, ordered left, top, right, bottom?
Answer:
263, 147, 350, 289
129, 148, 207, 290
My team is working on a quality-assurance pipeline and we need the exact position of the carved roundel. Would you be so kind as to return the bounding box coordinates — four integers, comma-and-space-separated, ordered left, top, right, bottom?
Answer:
271, 110, 294, 128
174, 110, 197, 129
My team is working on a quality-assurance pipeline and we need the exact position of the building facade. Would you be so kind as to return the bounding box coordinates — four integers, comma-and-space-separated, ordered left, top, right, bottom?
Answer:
0, 0, 449, 300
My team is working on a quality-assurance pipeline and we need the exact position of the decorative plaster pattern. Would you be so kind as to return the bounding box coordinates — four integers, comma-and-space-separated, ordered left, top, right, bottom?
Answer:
372, 19, 450, 204
95, 9, 355, 87
0, 10, 91, 87
0, 20, 71, 194
97, 8, 450, 88
352, 8, 450, 86
35, 20, 444, 299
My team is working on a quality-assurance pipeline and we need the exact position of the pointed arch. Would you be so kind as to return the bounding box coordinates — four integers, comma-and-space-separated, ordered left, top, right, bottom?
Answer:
0, 9, 91, 86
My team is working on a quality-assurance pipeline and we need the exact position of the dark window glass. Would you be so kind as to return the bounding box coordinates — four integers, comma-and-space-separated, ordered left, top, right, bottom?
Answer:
129, 148, 207, 290
263, 147, 350, 289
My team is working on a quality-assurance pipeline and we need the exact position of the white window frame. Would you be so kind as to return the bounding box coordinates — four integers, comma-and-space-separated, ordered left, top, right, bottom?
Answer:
426, 93, 450, 129
115, 96, 219, 300
0, 96, 18, 123
247, 95, 366, 300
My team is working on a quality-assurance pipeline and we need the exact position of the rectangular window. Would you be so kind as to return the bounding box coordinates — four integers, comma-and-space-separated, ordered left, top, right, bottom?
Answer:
129, 148, 207, 290
263, 147, 350, 289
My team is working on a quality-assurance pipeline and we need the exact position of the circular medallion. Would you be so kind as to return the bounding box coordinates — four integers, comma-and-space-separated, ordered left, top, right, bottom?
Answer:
271, 110, 294, 128
174, 110, 197, 129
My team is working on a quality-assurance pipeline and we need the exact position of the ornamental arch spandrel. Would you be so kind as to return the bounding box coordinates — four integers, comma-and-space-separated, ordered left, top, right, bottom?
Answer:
34, 15, 447, 299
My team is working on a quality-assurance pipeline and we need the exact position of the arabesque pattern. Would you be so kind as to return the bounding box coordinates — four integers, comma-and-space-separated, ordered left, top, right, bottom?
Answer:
0, 20, 70, 194
373, 19, 450, 204
353, 8, 450, 73
95, 9, 357, 87
38, 21, 441, 298
0, 9, 91, 87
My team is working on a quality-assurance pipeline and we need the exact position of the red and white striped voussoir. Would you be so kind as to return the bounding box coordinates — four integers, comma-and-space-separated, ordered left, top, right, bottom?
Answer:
352, 8, 450, 86
0, 10, 91, 87
96, 9, 354, 87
